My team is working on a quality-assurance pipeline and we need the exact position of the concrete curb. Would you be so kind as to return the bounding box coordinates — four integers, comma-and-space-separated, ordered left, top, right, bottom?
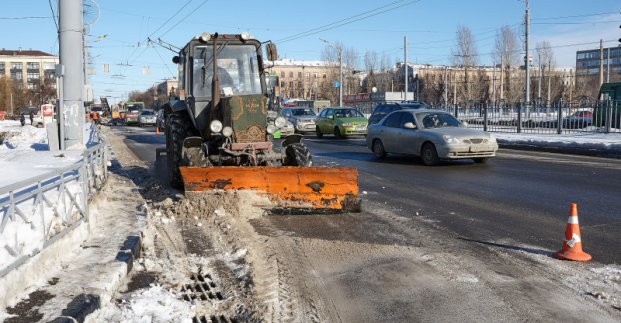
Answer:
498, 142, 621, 159
48, 233, 143, 323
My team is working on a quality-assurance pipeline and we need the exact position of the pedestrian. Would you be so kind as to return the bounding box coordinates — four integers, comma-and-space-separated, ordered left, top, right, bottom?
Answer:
29, 111, 34, 125
19, 113, 25, 126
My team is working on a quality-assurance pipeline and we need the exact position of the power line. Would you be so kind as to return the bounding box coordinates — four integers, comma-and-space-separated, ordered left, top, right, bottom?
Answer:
276, 0, 422, 44
145, 0, 194, 40
47, 0, 58, 31
158, 0, 209, 38
0, 16, 51, 20
532, 11, 619, 21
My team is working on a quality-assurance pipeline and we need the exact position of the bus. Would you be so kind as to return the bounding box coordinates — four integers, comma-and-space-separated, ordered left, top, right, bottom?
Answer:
123, 101, 145, 125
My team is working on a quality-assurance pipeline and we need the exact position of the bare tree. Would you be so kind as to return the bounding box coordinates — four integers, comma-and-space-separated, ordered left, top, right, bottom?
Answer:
451, 25, 479, 104
493, 25, 521, 102
0, 76, 13, 114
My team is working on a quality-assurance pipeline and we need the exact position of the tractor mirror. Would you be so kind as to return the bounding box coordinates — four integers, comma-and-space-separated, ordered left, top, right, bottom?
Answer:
266, 43, 278, 61
172, 56, 180, 64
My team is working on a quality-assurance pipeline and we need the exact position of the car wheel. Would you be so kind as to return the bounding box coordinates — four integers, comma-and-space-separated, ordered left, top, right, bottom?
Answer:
334, 127, 343, 139
316, 126, 323, 138
473, 158, 488, 164
421, 143, 440, 166
372, 139, 387, 159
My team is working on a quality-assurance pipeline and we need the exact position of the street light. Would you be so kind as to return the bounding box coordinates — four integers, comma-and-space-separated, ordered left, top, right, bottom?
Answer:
320, 38, 343, 106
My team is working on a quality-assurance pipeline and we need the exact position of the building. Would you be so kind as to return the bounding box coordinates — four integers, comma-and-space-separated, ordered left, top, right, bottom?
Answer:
576, 46, 621, 79
267, 59, 335, 100
0, 49, 58, 90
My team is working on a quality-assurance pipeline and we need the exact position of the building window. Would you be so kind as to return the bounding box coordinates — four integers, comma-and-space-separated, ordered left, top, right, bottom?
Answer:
289, 72, 293, 78
27, 72, 40, 80
298, 72, 302, 78
11, 62, 22, 70
27, 83, 36, 90
0, 62, 4, 75
305, 72, 310, 78
314, 73, 318, 78
323, 74, 327, 79
280, 71, 285, 78
27, 62, 40, 70
11, 71, 23, 80
289, 81, 293, 88
44, 62, 56, 70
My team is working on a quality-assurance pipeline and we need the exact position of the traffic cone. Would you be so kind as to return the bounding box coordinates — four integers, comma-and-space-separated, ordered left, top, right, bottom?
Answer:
555, 203, 592, 262
156, 127, 160, 135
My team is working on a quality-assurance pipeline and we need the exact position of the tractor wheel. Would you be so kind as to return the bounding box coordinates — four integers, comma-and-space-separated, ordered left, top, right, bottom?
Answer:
421, 143, 440, 166
166, 111, 194, 189
284, 143, 313, 166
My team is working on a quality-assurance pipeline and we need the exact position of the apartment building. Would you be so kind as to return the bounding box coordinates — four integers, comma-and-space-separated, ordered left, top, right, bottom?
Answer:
0, 49, 58, 90
267, 59, 335, 99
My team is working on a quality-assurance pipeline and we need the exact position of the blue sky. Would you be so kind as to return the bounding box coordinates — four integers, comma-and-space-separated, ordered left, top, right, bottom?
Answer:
2, 0, 620, 103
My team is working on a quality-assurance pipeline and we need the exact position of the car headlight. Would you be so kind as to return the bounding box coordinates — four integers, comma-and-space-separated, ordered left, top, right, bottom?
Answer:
489, 136, 497, 143
443, 135, 460, 144
210, 120, 223, 133
222, 126, 233, 137
275, 116, 286, 128
341, 122, 353, 127
267, 124, 277, 134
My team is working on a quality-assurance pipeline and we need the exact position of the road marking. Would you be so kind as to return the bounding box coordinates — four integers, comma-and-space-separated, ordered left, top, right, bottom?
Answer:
498, 150, 621, 170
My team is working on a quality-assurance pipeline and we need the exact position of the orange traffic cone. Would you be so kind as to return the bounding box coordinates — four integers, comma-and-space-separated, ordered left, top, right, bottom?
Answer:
555, 203, 592, 262
156, 127, 161, 135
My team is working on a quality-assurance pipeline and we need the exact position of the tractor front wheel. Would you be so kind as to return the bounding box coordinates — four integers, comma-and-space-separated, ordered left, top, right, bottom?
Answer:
166, 111, 194, 189
284, 143, 313, 167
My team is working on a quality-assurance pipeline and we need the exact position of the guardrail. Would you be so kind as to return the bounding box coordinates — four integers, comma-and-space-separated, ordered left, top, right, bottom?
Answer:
0, 142, 109, 277
438, 100, 621, 134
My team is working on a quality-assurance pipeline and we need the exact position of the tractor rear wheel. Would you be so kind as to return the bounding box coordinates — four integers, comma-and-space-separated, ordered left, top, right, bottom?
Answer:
284, 143, 313, 166
166, 111, 194, 189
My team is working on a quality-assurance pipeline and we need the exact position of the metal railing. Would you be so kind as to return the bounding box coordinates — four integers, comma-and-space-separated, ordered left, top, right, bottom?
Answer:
0, 142, 109, 277
437, 100, 621, 134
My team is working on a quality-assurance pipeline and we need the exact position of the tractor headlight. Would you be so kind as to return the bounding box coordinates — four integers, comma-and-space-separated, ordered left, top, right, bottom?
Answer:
267, 124, 277, 134
199, 32, 211, 42
210, 120, 223, 133
275, 116, 286, 128
222, 126, 233, 137
240, 32, 251, 40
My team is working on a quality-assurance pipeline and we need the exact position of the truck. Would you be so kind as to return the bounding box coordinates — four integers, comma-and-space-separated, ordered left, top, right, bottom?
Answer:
162, 32, 359, 211
124, 101, 145, 125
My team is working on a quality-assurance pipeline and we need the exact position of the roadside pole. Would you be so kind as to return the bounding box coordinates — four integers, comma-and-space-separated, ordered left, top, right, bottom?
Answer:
58, 0, 85, 150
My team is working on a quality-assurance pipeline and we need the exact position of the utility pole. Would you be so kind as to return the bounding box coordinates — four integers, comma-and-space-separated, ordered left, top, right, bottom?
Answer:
492, 63, 496, 105
320, 38, 343, 106
599, 39, 604, 87
404, 35, 408, 100
443, 66, 448, 107
500, 55, 504, 100
59, 0, 85, 150
524, 0, 531, 103
606, 47, 610, 83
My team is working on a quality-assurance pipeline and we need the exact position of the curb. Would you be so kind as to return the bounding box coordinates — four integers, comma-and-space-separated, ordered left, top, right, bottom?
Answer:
48, 233, 143, 323
498, 142, 621, 159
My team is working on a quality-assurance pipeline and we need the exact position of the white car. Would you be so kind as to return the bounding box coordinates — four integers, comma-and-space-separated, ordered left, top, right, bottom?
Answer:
366, 109, 498, 165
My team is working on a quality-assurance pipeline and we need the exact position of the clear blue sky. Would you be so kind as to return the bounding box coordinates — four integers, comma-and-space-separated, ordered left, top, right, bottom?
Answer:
2, 0, 620, 103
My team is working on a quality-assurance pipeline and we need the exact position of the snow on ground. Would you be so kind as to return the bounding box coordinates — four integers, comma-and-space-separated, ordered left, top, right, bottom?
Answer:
0, 120, 102, 273
495, 132, 621, 151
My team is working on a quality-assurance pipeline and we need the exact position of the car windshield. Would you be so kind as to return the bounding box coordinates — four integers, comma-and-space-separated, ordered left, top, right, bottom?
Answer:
291, 108, 316, 116
141, 110, 155, 115
335, 109, 363, 118
193, 44, 262, 98
417, 112, 461, 129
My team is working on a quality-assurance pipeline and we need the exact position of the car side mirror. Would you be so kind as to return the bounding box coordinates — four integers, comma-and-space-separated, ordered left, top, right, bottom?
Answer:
404, 122, 416, 129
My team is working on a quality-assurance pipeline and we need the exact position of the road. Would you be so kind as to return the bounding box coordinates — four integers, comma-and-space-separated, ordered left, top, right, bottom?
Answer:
115, 126, 621, 265
105, 125, 621, 321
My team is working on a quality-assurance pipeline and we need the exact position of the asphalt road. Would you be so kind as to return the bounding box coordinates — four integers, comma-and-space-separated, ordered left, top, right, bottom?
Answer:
112, 126, 621, 264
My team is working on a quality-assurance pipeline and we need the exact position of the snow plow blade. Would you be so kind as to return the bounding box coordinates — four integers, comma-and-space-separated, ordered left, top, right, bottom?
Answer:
180, 166, 360, 212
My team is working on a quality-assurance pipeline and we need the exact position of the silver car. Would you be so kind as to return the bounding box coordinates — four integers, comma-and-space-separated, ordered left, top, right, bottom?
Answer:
138, 109, 157, 126
280, 107, 317, 133
366, 109, 498, 165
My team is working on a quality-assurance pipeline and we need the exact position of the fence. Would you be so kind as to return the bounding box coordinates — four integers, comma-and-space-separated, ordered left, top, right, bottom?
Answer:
437, 100, 621, 134
0, 142, 109, 277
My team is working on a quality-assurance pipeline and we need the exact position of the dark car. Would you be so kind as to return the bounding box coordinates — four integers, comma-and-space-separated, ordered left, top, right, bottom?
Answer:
367, 102, 430, 125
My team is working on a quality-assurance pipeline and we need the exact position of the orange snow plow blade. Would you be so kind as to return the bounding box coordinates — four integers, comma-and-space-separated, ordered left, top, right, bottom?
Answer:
180, 166, 360, 212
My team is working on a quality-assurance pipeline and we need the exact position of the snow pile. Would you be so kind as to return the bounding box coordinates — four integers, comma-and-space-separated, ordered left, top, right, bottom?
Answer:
99, 285, 193, 322
495, 132, 621, 151
0, 125, 48, 150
